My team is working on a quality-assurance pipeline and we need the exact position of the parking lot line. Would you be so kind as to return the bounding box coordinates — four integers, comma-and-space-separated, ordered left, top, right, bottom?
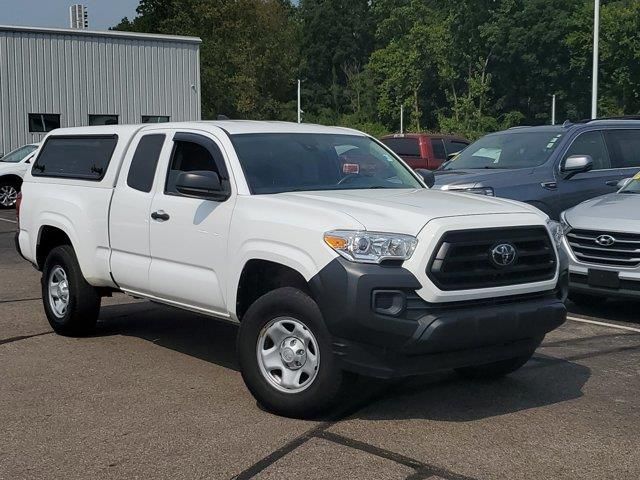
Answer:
567, 315, 640, 334
0, 217, 16, 223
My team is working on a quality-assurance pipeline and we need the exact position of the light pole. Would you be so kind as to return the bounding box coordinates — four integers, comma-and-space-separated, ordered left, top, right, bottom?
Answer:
551, 94, 556, 125
591, 0, 600, 119
400, 105, 404, 134
297, 79, 302, 123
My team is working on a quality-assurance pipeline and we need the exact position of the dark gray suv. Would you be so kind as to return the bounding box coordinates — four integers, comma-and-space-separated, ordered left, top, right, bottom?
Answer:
434, 119, 640, 219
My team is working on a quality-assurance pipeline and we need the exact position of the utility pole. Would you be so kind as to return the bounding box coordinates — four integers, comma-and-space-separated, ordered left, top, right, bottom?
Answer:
551, 94, 556, 125
297, 79, 301, 123
591, 0, 600, 119
400, 105, 404, 134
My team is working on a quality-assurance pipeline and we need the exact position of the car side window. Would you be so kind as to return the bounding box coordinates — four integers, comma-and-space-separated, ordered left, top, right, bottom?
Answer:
445, 140, 468, 156
604, 130, 640, 168
127, 134, 165, 193
431, 139, 446, 159
563, 131, 610, 170
165, 139, 221, 195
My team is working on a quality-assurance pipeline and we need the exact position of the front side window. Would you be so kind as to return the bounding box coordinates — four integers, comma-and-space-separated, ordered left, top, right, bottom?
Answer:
232, 133, 422, 194
32, 136, 118, 180
444, 131, 564, 170
604, 130, 640, 168
142, 116, 170, 124
431, 139, 446, 159
165, 140, 221, 195
563, 130, 610, 170
89, 115, 119, 126
29, 114, 60, 133
445, 139, 469, 156
1, 144, 38, 163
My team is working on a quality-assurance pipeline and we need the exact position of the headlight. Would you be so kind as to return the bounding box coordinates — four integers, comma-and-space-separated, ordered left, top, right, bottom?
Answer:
448, 186, 495, 196
547, 218, 569, 248
324, 230, 417, 264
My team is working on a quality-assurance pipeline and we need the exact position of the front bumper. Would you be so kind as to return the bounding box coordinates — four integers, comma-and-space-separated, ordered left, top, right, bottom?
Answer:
309, 257, 568, 378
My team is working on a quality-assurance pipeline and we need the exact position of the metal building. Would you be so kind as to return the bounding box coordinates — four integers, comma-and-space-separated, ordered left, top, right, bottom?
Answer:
0, 25, 201, 155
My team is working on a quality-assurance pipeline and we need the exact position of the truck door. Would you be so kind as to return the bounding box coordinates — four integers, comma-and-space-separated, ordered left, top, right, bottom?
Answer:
148, 131, 235, 316
110, 132, 169, 292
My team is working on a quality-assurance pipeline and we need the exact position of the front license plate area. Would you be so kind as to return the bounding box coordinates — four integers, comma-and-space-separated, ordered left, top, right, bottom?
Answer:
588, 269, 620, 289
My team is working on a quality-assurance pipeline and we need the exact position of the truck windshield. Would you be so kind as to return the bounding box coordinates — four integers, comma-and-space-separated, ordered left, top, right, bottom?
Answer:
1, 145, 37, 163
442, 131, 564, 170
231, 133, 423, 194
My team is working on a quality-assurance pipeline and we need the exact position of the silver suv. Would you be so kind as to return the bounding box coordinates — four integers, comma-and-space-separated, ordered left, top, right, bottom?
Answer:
562, 175, 640, 303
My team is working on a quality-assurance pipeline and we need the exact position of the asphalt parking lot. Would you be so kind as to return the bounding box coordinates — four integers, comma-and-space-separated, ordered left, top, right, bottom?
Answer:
1, 209, 639, 480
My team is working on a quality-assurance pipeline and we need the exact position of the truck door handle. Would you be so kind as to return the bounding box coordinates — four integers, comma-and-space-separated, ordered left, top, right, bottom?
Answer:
151, 210, 170, 221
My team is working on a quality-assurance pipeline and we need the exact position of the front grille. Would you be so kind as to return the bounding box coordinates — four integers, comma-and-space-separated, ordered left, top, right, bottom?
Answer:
567, 229, 640, 267
427, 227, 557, 291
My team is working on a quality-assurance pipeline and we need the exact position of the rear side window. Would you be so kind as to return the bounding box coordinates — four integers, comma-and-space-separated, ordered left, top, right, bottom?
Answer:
32, 135, 118, 180
604, 130, 640, 168
431, 139, 446, 159
381, 138, 420, 156
127, 134, 165, 192
445, 139, 468, 155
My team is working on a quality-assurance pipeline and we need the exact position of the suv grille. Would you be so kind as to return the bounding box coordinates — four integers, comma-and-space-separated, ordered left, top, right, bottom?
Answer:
427, 227, 557, 291
566, 229, 640, 267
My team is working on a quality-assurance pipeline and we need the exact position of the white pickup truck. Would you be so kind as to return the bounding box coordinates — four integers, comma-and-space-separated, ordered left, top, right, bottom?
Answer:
16, 121, 568, 418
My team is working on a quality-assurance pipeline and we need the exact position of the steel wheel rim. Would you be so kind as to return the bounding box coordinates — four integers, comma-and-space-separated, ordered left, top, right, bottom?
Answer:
256, 316, 320, 394
0, 185, 17, 207
48, 266, 70, 319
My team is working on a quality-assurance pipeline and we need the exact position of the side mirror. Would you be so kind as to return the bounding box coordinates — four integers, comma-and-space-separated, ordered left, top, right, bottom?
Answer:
175, 170, 227, 200
561, 155, 593, 179
415, 168, 435, 188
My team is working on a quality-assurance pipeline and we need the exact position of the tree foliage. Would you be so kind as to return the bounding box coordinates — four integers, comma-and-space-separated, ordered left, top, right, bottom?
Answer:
115, 0, 640, 138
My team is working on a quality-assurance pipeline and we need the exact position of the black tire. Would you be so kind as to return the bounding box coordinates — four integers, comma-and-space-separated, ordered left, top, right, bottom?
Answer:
237, 287, 346, 418
455, 352, 534, 380
0, 178, 20, 209
568, 292, 603, 307
41, 245, 101, 336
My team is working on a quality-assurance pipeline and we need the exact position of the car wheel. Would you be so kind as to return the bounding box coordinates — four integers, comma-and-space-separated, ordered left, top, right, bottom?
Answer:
455, 352, 535, 380
0, 179, 19, 209
41, 245, 101, 336
237, 287, 346, 418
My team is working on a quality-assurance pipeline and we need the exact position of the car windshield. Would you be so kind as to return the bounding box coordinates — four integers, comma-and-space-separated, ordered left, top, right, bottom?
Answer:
1, 145, 38, 163
442, 131, 564, 170
620, 175, 640, 194
231, 133, 423, 194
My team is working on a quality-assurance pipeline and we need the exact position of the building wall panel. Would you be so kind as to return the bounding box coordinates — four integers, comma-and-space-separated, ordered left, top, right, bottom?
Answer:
0, 26, 201, 154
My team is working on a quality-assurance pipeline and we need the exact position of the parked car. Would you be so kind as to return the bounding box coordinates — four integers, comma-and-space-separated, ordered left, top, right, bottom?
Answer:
433, 119, 640, 219
0, 143, 39, 208
380, 133, 469, 170
561, 173, 640, 303
16, 122, 567, 418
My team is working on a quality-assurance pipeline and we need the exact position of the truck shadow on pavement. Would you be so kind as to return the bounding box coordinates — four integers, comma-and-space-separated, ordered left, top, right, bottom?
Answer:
95, 301, 591, 422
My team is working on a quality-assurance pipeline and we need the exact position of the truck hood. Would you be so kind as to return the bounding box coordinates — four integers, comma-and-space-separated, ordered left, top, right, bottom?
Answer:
279, 188, 541, 235
565, 193, 640, 233
0, 162, 28, 175
433, 168, 533, 188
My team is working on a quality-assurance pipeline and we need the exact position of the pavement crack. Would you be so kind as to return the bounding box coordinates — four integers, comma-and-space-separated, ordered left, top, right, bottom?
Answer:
0, 297, 42, 304
0, 331, 53, 346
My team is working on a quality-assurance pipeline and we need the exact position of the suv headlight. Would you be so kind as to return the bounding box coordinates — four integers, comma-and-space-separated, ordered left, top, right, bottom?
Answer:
547, 218, 569, 248
447, 186, 495, 196
324, 230, 417, 264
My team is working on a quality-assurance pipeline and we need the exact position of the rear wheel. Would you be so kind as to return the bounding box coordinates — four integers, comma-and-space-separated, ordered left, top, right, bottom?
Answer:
455, 352, 534, 380
41, 245, 101, 336
237, 287, 346, 418
0, 179, 19, 209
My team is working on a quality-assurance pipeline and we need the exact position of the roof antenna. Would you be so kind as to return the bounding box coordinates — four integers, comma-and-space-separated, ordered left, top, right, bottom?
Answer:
217, 114, 230, 120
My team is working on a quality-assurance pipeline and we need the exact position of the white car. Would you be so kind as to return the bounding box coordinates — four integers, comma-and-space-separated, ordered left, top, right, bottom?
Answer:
16, 122, 567, 417
0, 143, 39, 208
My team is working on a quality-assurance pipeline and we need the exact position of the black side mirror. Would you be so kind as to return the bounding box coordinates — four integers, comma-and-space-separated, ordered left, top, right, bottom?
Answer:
561, 155, 593, 179
175, 170, 228, 200
415, 168, 435, 188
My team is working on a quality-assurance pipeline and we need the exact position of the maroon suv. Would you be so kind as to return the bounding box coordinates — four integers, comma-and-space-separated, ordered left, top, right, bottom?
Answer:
380, 134, 470, 170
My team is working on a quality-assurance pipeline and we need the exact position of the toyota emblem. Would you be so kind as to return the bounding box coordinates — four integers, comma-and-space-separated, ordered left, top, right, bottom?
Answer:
595, 235, 615, 247
491, 243, 518, 267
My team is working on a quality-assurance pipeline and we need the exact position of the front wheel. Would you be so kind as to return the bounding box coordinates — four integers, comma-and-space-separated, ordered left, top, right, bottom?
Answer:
237, 287, 346, 418
0, 179, 19, 209
41, 245, 101, 336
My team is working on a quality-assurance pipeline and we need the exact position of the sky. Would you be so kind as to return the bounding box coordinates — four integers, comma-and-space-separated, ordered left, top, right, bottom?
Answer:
0, 0, 140, 31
